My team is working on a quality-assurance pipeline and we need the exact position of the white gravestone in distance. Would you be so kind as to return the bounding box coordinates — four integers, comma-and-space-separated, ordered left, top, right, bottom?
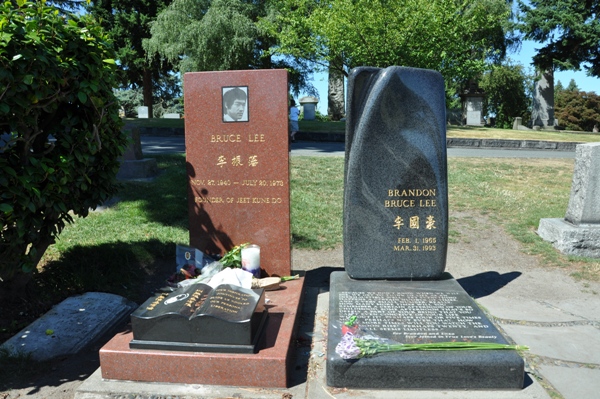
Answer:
137, 106, 149, 119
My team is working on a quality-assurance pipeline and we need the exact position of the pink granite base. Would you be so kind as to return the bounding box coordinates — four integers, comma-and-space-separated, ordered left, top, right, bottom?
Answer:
99, 277, 304, 388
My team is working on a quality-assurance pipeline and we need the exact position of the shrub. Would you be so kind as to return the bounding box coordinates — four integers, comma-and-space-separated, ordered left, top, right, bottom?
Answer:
479, 62, 532, 129
0, 1, 126, 288
555, 89, 600, 132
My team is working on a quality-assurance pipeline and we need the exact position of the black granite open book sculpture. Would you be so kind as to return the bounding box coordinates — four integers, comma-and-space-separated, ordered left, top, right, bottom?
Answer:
130, 283, 267, 353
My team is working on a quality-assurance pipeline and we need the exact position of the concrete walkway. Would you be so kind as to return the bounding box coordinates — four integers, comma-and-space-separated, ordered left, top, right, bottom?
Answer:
75, 216, 600, 399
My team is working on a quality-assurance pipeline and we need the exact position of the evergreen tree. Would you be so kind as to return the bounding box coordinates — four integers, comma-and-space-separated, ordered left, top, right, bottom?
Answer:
566, 79, 580, 91
555, 89, 600, 131
518, 0, 600, 77
87, 0, 176, 118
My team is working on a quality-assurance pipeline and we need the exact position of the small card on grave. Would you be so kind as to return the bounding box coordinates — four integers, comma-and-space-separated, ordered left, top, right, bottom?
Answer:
130, 283, 267, 353
184, 70, 291, 278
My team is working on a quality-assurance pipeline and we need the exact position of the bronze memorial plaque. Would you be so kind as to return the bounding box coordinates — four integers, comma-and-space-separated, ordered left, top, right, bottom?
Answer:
184, 70, 291, 277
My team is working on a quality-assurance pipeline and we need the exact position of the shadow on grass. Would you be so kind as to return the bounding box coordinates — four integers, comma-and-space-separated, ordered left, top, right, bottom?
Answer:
0, 239, 178, 394
291, 233, 327, 250
37, 239, 176, 304
117, 154, 189, 230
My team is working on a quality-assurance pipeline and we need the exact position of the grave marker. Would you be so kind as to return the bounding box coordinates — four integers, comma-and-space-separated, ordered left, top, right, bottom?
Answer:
328, 66, 525, 389
344, 66, 448, 279
538, 142, 600, 258
184, 70, 291, 277
98, 70, 304, 388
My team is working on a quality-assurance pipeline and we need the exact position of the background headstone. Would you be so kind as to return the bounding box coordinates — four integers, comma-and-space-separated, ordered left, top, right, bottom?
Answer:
538, 142, 600, 257
513, 117, 522, 130
463, 94, 484, 126
137, 106, 149, 119
343, 66, 449, 279
531, 69, 555, 128
327, 68, 345, 121
565, 143, 600, 225
184, 70, 291, 277
299, 96, 318, 120
117, 125, 158, 180
162, 113, 180, 119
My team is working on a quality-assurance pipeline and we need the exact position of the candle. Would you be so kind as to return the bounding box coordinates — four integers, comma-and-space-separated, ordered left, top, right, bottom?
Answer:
241, 244, 261, 278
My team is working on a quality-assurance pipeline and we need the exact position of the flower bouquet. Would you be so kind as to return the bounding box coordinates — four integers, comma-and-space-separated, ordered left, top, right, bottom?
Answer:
335, 316, 528, 360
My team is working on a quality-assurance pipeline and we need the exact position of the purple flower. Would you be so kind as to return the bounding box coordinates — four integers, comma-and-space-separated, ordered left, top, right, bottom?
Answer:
335, 332, 362, 359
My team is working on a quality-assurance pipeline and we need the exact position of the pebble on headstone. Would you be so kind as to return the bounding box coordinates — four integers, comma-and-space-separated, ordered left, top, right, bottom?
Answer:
344, 66, 448, 279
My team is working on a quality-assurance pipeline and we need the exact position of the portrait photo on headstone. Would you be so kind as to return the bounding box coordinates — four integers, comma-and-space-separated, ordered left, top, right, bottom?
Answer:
222, 86, 249, 122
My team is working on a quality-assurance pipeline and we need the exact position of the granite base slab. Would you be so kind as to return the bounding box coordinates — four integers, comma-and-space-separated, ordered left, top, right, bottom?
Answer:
538, 218, 600, 258
327, 272, 525, 389
99, 277, 304, 388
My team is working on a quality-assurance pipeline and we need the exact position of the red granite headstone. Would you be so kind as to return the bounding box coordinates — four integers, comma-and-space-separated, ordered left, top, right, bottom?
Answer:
184, 70, 291, 277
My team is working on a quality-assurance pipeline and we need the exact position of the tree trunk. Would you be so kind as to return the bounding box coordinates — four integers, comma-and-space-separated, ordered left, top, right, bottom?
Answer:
143, 69, 154, 119
328, 66, 345, 121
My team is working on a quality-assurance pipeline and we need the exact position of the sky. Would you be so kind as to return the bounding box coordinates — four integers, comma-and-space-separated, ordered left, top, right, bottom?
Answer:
300, 40, 600, 116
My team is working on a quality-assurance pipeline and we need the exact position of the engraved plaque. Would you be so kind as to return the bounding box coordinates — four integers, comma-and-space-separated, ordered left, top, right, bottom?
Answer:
327, 271, 524, 389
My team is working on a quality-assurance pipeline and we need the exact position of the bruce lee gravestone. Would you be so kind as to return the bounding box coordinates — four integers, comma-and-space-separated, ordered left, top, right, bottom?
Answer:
327, 66, 525, 389
185, 70, 291, 277
98, 70, 304, 388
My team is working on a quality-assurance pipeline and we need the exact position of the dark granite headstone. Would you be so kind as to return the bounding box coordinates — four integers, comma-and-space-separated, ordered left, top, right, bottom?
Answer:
328, 66, 525, 389
344, 66, 448, 279
130, 283, 267, 353
327, 272, 524, 388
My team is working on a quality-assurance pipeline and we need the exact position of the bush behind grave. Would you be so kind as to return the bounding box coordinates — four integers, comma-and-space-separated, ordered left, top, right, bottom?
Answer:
0, 1, 126, 288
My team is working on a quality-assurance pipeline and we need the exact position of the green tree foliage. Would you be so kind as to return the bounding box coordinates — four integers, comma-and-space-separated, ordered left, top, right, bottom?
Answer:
554, 87, 600, 132
518, 0, 600, 77
479, 61, 532, 128
264, 0, 513, 84
0, 1, 126, 287
115, 75, 183, 118
87, 0, 175, 118
566, 78, 580, 92
144, 0, 317, 96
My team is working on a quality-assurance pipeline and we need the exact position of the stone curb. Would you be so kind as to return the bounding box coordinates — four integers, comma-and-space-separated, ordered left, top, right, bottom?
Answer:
136, 127, 582, 151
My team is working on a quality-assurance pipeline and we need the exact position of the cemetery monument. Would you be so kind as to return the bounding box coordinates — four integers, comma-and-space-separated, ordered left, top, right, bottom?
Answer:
538, 142, 600, 258
327, 66, 525, 389
98, 70, 304, 388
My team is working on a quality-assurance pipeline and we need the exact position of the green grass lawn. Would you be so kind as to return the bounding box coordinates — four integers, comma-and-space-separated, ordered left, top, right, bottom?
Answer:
37, 154, 597, 297
2, 152, 599, 365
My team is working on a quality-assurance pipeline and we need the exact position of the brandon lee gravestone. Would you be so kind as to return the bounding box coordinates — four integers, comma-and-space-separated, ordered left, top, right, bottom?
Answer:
327, 66, 525, 389
98, 70, 304, 388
